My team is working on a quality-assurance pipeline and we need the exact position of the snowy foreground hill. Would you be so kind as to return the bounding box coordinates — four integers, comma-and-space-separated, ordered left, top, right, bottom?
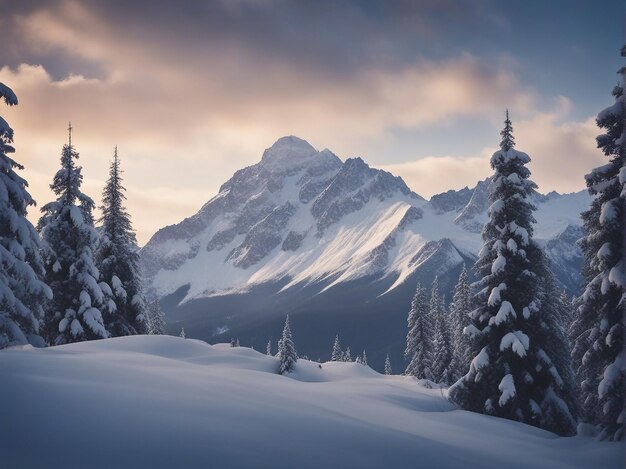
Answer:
139, 136, 590, 368
1, 336, 623, 469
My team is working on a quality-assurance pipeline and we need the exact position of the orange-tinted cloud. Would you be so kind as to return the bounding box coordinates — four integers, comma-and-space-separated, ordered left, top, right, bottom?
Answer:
0, 0, 604, 243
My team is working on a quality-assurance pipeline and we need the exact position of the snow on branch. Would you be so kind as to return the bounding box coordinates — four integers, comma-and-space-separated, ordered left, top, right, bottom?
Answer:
0, 83, 18, 106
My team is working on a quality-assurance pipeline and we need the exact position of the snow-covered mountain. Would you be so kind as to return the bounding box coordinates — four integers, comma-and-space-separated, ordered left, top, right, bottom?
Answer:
140, 136, 590, 365
142, 136, 426, 300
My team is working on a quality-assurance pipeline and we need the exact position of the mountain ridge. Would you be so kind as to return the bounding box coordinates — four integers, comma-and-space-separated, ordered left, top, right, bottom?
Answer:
142, 135, 588, 301
140, 136, 589, 362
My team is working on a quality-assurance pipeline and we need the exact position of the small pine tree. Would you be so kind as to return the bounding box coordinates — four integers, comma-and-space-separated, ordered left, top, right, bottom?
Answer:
179, 327, 185, 339
431, 294, 452, 385
277, 315, 297, 374
38, 124, 110, 345
230, 338, 236, 347
236, 338, 240, 347
145, 298, 166, 335
571, 45, 626, 441
428, 277, 442, 322
331, 334, 343, 361
96, 147, 148, 336
449, 265, 473, 382
0, 82, 51, 348
430, 279, 453, 384
266, 339, 272, 356
384, 354, 392, 375
361, 350, 368, 366
404, 282, 434, 380
344, 346, 352, 362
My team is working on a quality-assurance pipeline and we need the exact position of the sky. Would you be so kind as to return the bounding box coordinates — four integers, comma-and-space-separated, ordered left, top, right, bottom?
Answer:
0, 0, 624, 244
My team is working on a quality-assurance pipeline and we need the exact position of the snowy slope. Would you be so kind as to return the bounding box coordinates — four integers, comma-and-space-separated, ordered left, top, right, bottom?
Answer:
1, 336, 622, 469
141, 136, 590, 303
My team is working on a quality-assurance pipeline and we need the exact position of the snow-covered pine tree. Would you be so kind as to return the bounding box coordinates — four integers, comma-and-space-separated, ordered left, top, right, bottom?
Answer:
361, 350, 368, 366
0, 82, 51, 348
96, 147, 147, 336
430, 278, 453, 385
571, 46, 625, 441
384, 354, 392, 375
344, 346, 352, 362
266, 339, 272, 356
449, 265, 473, 382
38, 124, 110, 345
142, 300, 154, 333
448, 111, 577, 436
277, 315, 297, 374
404, 282, 434, 380
145, 297, 166, 335
331, 334, 343, 361
180, 327, 185, 338
538, 267, 579, 435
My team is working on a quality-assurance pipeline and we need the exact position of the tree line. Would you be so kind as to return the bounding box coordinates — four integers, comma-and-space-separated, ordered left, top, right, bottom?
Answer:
0, 85, 165, 349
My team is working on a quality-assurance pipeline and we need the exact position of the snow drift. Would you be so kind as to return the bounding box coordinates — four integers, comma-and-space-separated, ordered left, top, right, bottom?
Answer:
1, 336, 622, 469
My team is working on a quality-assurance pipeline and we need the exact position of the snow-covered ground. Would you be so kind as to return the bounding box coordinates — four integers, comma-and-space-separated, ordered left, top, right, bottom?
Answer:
1, 336, 623, 469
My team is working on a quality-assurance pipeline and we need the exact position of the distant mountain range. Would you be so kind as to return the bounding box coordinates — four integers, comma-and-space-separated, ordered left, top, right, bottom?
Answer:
140, 136, 590, 369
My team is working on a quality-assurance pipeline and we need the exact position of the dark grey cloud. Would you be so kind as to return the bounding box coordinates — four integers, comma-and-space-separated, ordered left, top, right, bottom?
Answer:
0, 0, 498, 80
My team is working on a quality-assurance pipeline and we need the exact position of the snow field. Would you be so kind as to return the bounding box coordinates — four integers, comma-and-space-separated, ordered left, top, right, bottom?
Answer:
1, 335, 623, 469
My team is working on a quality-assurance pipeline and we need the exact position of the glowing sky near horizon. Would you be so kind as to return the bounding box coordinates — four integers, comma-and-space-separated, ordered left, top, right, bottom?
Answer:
0, 0, 623, 244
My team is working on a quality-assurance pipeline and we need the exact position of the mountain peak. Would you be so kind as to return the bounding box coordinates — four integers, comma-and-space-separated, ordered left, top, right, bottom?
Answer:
271, 135, 314, 149
261, 136, 317, 168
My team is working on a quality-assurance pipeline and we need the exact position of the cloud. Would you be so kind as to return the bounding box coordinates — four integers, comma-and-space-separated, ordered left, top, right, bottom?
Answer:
378, 100, 603, 198
0, 0, 606, 244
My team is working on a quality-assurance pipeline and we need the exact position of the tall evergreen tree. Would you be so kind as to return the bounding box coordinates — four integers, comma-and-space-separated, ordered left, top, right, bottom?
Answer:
449, 112, 577, 436
449, 265, 473, 382
96, 147, 147, 336
384, 354, 392, 375
571, 46, 625, 441
277, 315, 297, 374
38, 124, 110, 345
0, 82, 51, 348
430, 278, 452, 384
429, 276, 442, 327
404, 282, 434, 380
331, 334, 343, 361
